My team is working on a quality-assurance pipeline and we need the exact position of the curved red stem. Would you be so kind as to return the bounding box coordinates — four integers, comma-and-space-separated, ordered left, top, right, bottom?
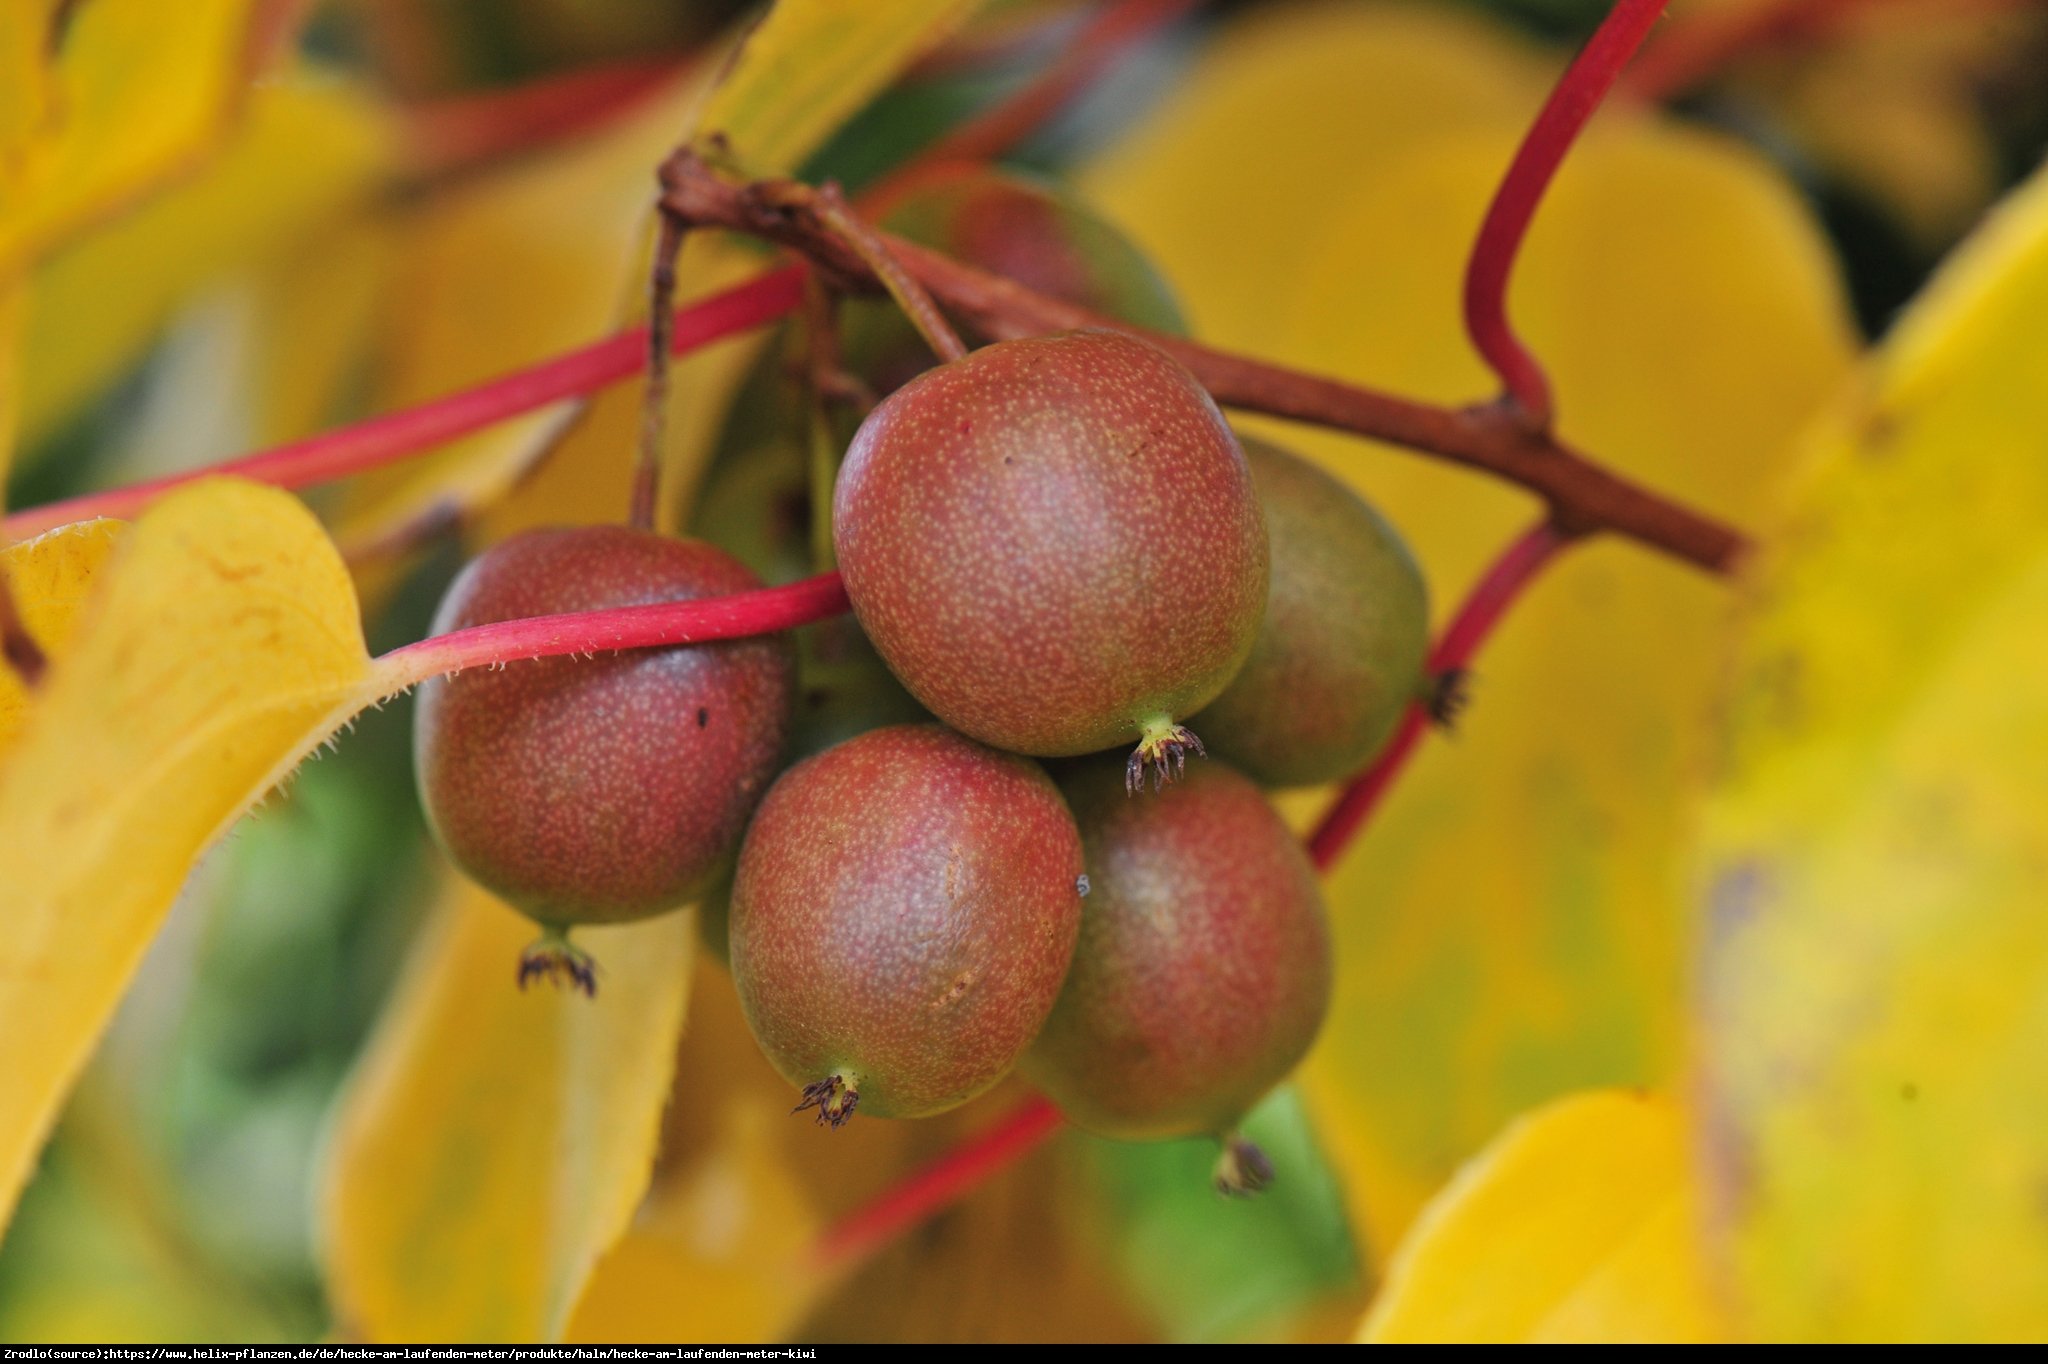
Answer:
0, 268, 807, 542
1464, 0, 1670, 428
1307, 520, 1572, 873
808, 1096, 1066, 1274
371, 571, 849, 694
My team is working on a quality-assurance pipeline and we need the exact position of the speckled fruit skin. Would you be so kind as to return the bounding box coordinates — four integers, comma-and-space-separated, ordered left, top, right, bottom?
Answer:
833, 330, 1268, 759
729, 724, 1085, 1119
1023, 758, 1332, 1140
1201, 437, 1430, 787
415, 525, 795, 924
847, 165, 1187, 392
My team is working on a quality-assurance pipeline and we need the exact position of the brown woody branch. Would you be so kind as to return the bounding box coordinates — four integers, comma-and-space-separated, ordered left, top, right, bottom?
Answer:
657, 152, 1750, 576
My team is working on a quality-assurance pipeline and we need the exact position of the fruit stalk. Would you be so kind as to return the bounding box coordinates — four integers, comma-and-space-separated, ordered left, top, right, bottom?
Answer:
371, 571, 848, 696
632, 209, 691, 531
1306, 519, 1574, 872
1464, 0, 1671, 430
653, 162, 1749, 576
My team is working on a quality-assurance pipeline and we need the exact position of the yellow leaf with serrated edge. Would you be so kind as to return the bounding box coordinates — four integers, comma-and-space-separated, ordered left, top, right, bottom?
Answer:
1084, 0, 1856, 1254
16, 72, 394, 452
322, 876, 694, 1344
688, 0, 980, 173
0, 519, 121, 748
0, 0, 264, 277
1360, 1091, 1729, 1343
0, 479, 373, 1235
1699, 158, 2048, 1343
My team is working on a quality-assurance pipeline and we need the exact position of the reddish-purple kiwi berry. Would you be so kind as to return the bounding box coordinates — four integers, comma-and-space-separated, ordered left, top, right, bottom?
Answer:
1023, 758, 1332, 1193
833, 330, 1268, 791
846, 164, 1187, 392
415, 525, 795, 993
1200, 437, 1430, 787
728, 724, 1085, 1125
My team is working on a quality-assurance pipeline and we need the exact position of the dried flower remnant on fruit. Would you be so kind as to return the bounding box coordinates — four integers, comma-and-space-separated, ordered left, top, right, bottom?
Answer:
1213, 1134, 1276, 1197
516, 927, 600, 998
794, 1074, 860, 1129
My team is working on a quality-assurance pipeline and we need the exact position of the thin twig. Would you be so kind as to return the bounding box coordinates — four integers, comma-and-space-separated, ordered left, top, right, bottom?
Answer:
807, 180, 967, 363
655, 162, 1749, 575
632, 208, 691, 530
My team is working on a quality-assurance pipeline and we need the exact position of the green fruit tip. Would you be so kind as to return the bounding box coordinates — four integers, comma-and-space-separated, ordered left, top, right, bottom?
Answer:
1213, 1133, 1275, 1198
516, 924, 600, 998
1425, 668, 1471, 731
1126, 717, 1206, 796
794, 1072, 861, 1129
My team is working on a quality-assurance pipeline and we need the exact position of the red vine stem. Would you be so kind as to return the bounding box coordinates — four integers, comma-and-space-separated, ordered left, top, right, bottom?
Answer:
808, 1095, 1067, 1273
1307, 520, 1573, 873
0, 268, 806, 542
369, 571, 849, 696
1465, 0, 1669, 429
403, 56, 691, 179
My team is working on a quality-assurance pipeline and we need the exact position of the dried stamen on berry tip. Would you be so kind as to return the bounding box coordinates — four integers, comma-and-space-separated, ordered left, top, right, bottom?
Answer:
793, 1073, 860, 1129
1213, 1134, 1274, 1197
516, 928, 600, 998
1127, 719, 1206, 796
1427, 668, 1472, 729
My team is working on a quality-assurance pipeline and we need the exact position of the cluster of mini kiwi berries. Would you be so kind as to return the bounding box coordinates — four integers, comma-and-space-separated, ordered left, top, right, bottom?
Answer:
414, 168, 1432, 1193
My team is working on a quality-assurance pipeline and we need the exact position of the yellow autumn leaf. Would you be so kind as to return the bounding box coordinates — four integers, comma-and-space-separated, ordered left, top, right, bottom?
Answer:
322, 877, 694, 1343
1675, 0, 2041, 247
0, 281, 20, 478
1698, 156, 2048, 1342
0, 0, 265, 277
687, 0, 981, 173
1083, 0, 1857, 1253
0, 478, 372, 1233
0, 518, 122, 747
1359, 1090, 1729, 1343
567, 963, 824, 1343
16, 72, 395, 452
330, 65, 709, 555
342, 0, 979, 556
